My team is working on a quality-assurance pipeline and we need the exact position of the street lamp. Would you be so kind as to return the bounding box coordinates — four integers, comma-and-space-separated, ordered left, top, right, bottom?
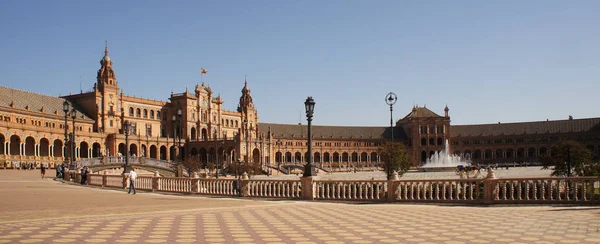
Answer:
62, 101, 70, 167
385, 92, 397, 180
123, 120, 131, 173
177, 107, 183, 162
172, 115, 176, 161
71, 108, 77, 169
244, 119, 248, 167
303, 96, 316, 177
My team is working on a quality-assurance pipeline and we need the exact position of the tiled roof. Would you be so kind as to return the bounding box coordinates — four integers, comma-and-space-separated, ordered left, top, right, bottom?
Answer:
451, 118, 600, 137
400, 106, 443, 120
0, 86, 92, 120
259, 123, 407, 140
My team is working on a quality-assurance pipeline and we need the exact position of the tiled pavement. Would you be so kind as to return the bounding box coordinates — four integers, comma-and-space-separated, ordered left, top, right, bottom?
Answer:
1, 171, 600, 244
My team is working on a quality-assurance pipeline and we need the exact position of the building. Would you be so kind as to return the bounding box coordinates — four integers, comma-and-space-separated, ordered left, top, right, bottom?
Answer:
1, 46, 599, 171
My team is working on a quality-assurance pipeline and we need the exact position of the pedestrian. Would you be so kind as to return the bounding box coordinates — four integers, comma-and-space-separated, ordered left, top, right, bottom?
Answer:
40, 164, 46, 179
128, 168, 137, 195
56, 164, 62, 178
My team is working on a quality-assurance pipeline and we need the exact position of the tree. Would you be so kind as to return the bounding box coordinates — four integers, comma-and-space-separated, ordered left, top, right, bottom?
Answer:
539, 140, 598, 177
180, 155, 202, 176
378, 141, 412, 180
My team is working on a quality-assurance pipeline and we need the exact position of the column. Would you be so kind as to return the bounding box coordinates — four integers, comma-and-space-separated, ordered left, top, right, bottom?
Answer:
20, 143, 24, 156
5, 142, 9, 155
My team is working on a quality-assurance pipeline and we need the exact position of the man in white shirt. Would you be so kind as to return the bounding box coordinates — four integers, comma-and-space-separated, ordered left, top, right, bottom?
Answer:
128, 168, 137, 195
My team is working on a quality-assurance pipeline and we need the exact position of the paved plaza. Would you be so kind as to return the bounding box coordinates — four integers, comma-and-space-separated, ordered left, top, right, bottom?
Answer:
1, 170, 600, 244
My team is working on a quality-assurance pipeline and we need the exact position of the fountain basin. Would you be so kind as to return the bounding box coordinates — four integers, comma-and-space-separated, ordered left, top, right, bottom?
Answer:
417, 166, 460, 172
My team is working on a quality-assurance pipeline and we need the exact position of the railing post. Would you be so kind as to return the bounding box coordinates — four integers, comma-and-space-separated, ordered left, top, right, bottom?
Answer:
152, 171, 160, 192
241, 172, 250, 197
387, 171, 399, 202
102, 156, 107, 164
301, 176, 316, 200
102, 172, 107, 187
192, 172, 200, 193
483, 169, 496, 204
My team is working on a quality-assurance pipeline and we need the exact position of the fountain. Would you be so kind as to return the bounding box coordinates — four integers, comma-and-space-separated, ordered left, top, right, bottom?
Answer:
419, 139, 470, 172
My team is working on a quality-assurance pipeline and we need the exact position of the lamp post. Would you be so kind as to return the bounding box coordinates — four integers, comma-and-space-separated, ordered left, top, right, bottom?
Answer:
172, 115, 176, 162
70, 108, 77, 169
177, 107, 183, 162
277, 139, 281, 168
244, 119, 248, 168
62, 101, 70, 167
385, 92, 397, 180
123, 120, 131, 173
303, 96, 316, 177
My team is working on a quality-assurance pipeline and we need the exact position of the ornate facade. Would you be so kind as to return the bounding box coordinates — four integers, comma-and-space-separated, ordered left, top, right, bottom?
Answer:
1, 45, 599, 171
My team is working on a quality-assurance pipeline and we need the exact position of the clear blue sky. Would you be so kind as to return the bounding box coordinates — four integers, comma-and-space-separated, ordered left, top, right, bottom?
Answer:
1, 1, 598, 126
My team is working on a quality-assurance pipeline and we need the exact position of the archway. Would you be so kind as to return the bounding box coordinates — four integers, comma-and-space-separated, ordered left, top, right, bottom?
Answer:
370, 152, 378, 163
53, 139, 63, 157
485, 149, 492, 159
323, 152, 330, 162
275, 152, 282, 163
437, 137, 443, 145
342, 152, 349, 162
351, 152, 358, 162
141, 144, 147, 157
495, 149, 503, 159
159, 146, 166, 160
528, 148, 536, 158
0, 133, 4, 155
333, 152, 340, 163
421, 138, 426, 146
517, 148, 525, 158
25, 136, 35, 156
39, 138, 50, 157
92, 143, 101, 157
285, 152, 292, 163
191, 148, 198, 156
421, 151, 427, 163
208, 147, 216, 166
294, 152, 302, 163
539, 147, 548, 155
201, 128, 208, 141
79, 141, 89, 158
129, 144, 138, 157
314, 152, 321, 163
191, 127, 196, 140
150, 145, 157, 159
199, 148, 207, 165
170, 146, 177, 161
429, 138, 434, 146
361, 152, 368, 162
473, 150, 482, 160
118, 143, 125, 156
506, 149, 514, 159
252, 148, 260, 164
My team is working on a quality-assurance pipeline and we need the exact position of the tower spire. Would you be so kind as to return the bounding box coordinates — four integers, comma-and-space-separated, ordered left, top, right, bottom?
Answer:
105, 40, 109, 56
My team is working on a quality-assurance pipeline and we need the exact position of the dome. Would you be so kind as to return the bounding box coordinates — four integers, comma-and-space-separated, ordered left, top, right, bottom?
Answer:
103, 55, 111, 62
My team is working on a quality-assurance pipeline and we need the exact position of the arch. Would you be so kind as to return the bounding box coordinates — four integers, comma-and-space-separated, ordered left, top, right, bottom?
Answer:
294, 152, 302, 163
429, 138, 435, 146
170, 146, 177, 161
285, 152, 292, 163
129, 107, 134, 116
252, 148, 260, 164
463, 150, 472, 160
141, 144, 147, 157
323, 152, 330, 162
495, 149, 503, 159
517, 148, 525, 158
150, 145, 157, 158
191, 148, 198, 156
0, 133, 4, 155
80, 141, 89, 158
118, 143, 125, 156
92, 142, 101, 157
351, 152, 358, 162
539, 147, 548, 156
275, 152, 282, 163
454, 151, 461, 157
484, 149, 492, 159
191, 127, 197, 140
429, 150, 435, 158
150, 110, 155, 119
473, 149, 482, 160
528, 147, 536, 158
342, 152, 349, 162
421, 151, 427, 163
314, 152, 321, 163
370, 152, 377, 162
53, 139, 63, 157
506, 149, 514, 159
24, 136, 35, 156
437, 137, 443, 146
129, 144, 138, 157
361, 152, 368, 162
156, 110, 161, 120
159, 145, 167, 160
136, 108, 141, 117
39, 138, 50, 157
333, 152, 340, 163
235, 121, 239, 128
226, 120, 230, 127
199, 148, 207, 165
143, 109, 148, 118
201, 128, 208, 141
421, 138, 426, 146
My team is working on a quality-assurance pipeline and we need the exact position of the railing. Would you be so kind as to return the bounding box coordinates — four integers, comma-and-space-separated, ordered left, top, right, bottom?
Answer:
65, 171, 600, 205
198, 179, 238, 196
315, 180, 387, 201
392, 179, 484, 202
141, 158, 175, 170
246, 180, 302, 198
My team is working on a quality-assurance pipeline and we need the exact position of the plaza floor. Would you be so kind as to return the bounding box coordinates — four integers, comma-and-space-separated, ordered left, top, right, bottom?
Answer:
1, 170, 599, 244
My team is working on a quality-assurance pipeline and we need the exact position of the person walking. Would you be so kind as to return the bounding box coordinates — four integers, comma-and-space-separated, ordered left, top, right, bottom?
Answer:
40, 164, 46, 179
128, 168, 137, 195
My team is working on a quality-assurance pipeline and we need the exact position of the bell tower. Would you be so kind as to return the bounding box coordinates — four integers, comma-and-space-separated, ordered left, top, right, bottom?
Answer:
96, 42, 120, 134
237, 79, 258, 139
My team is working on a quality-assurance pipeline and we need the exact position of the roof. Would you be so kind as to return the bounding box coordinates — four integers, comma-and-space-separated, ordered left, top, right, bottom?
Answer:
400, 106, 443, 120
0, 86, 92, 120
451, 117, 600, 137
259, 123, 407, 140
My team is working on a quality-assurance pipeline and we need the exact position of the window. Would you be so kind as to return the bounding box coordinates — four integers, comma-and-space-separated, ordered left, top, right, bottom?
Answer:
136, 108, 141, 117
143, 109, 148, 118
157, 110, 161, 120
150, 110, 154, 119
129, 107, 134, 116
110, 120, 113, 127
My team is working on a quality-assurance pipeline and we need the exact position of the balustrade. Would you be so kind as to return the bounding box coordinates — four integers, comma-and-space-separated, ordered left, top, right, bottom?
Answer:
158, 177, 192, 193
246, 180, 302, 198
105, 175, 123, 188
492, 177, 598, 203
135, 176, 153, 190
392, 179, 484, 202
197, 179, 238, 196
315, 180, 387, 201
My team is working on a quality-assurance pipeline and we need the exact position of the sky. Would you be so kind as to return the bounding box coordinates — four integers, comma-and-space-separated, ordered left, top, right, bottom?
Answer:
1, 1, 598, 126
